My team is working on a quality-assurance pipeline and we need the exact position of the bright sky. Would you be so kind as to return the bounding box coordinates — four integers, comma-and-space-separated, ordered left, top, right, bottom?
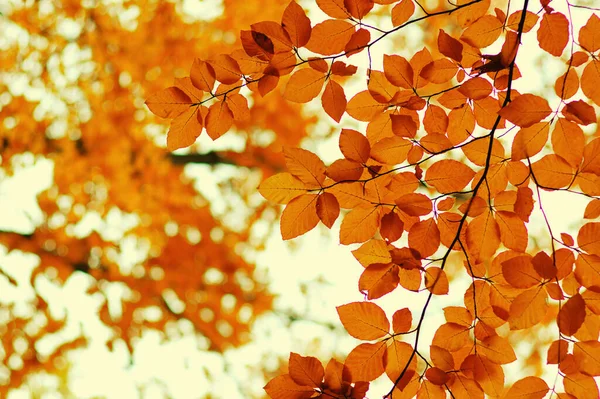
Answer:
0, 0, 597, 398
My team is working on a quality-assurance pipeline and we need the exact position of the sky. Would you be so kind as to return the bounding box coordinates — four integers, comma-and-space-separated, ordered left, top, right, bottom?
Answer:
0, 0, 597, 398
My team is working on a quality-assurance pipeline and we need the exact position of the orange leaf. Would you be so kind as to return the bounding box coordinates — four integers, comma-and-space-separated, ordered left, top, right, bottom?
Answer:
208, 54, 242, 84
552, 118, 585, 168
346, 91, 387, 121
432, 323, 470, 352
344, 0, 374, 19
392, 308, 412, 333
370, 136, 411, 164
458, 77, 492, 100
380, 211, 403, 242
323, 358, 344, 393
579, 14, 600, 53
408, 218, 440, 258
466, 210, 501, 262
425, 159, 475, 194
340, 205, 381, 245
473, 354, 504, 397
508, 287, 548, 330
438, 29, 463, 62
424, 267, 449, 295
531, 154, 574, 189
506, 10, 539, 32
478, 335, 517, 364
283, 68, 325, 103
340, 129, 370, 163
395, 193, 432, 216
316, 0, 349, 18
316, 192, 340, 228
385, 340, 416, 382
548, 339, 568, 364
280, 194, 320, 240
498, 94, 552, 127
352, 239, 392, 267
564, 373, 599, 399
383, 55, 414, 89
391, 114, 418, 138
258, 172, 306, 204
554, 68, 579, 100
504, 376, 548, 399
289, 353, 324, 388
581, 60, 600, 106
425, 367, 448, 386
584, 199, 600, 219
322, 80, 347, 122
502, 255, 540, 289
284, 147, 326, 187
226, 94, 250, 121
460, 15, 503, 48
537, 12, 569, 57
420, 59, 457, 84
391, 0, 414, 27
305, 19, 355, 55
573, 340, 600, 376
326, 159, 363, 182
562, 100, 597, 126
578, 222, 600, 256
264, 374, 315, 399
282, 1, 312, 48
344, 28, 370, 57
190, 59, 216, 92
495, 210, 528, 252
205, 101, 234, 140
146, 87, 192, 119
167, 106, 203, 150
344, 342, 387, 382
511, 122, 550, 160
359, 263, 399, 299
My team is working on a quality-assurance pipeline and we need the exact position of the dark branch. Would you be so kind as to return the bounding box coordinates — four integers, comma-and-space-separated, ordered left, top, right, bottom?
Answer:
168, 152, 237, 166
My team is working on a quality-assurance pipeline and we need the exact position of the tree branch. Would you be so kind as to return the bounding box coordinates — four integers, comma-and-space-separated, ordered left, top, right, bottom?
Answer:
167, 152, 238, 166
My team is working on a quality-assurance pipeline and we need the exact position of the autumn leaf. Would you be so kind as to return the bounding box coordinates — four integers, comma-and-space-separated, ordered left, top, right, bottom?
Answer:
280, 194, 320, 240
258, 173, 306, 204
289, 353, 324, 388
425, 159, 475, 194
537, 12, 569, 57
284, 68, 326, 103
146, 87, 193, 119
498, 94, 552, 127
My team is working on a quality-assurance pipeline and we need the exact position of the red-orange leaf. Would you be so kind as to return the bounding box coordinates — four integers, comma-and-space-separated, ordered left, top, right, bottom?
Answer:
579, 14, 600, 53
316, 192, 340, 228
340, 129, 370, 163
424, 267, 449, 295
383, 54, 414, 89
284, 68, 325, 103
281, 194, 320, 240
408, 218, 440, 258
344, 28, 370, 56
359, 263, 399, 299
498, 94, 552, 127
496, 210, 528, 252
392, 308, 412, 333
438, 29, 463, 62
289, 353, 324, 388
282, 1, 312, 48
548, 339, 569, 364
558, 293, 586, 336
322, 80, 347, 122
537, 12, 569, 57
578, 222, 600, 256
190, 59, 216, 92
205, 101, 234, 140
380, 211, 403, 242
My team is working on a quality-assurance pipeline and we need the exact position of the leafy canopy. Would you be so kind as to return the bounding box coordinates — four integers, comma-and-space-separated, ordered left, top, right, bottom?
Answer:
147, 0, 600, 397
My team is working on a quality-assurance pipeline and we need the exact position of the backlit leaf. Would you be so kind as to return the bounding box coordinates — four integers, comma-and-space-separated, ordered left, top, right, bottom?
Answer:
337, 301, 389, 340
508, 288, 548, 330
499, 94, 552, 127
258, 173, 306, 204
316, 192, 340, 228
340, 129, 370, 163
146, 87, 192, 119
305, 20, 355, 55
504, 376, 548, 399
289, 353, 324, 387
284, 68, 325, 103
322, 80, 347, 122
460, 15, 503, 48
340, 206, 381, 245
579, 14, 600, 53
425, 159, 475, 194
284, 147, 326, 187
281, 194, 320, 240
558, 293, 586, 336
537, 12, 569, 57
391, 0, 414, 27
344, 342, 387, 382
282, 1, 312, 48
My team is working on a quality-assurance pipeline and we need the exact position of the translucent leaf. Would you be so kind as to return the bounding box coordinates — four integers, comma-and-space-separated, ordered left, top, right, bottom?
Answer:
283, 68, 326, 103
537, 12, 569, 57
425, 159, 475, 194
579, 14, 600, 53
391, 0, 414, 27
316, 192, 340, 228
284, 147, 326, 187
322, 80, 347, 122
282, 1, 312, 48
392, 308, 412, 333
339, 129, 370, 163
504, 376, 548, 399
344, 342, 387, 382
289, 353, 324, 387
280, 194, 320, 240
460, 15, 503, 48
167, 106, 203, 150
498, 94, 552, 127
305, 19, 355, 55
205, 101, 234, 140
340, 206, 381, 245
264, 374, 315, 399
581, 60, 600, 106
258, 173, 306, 204
508, 288, 548, 330
146, 87, 192, 119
